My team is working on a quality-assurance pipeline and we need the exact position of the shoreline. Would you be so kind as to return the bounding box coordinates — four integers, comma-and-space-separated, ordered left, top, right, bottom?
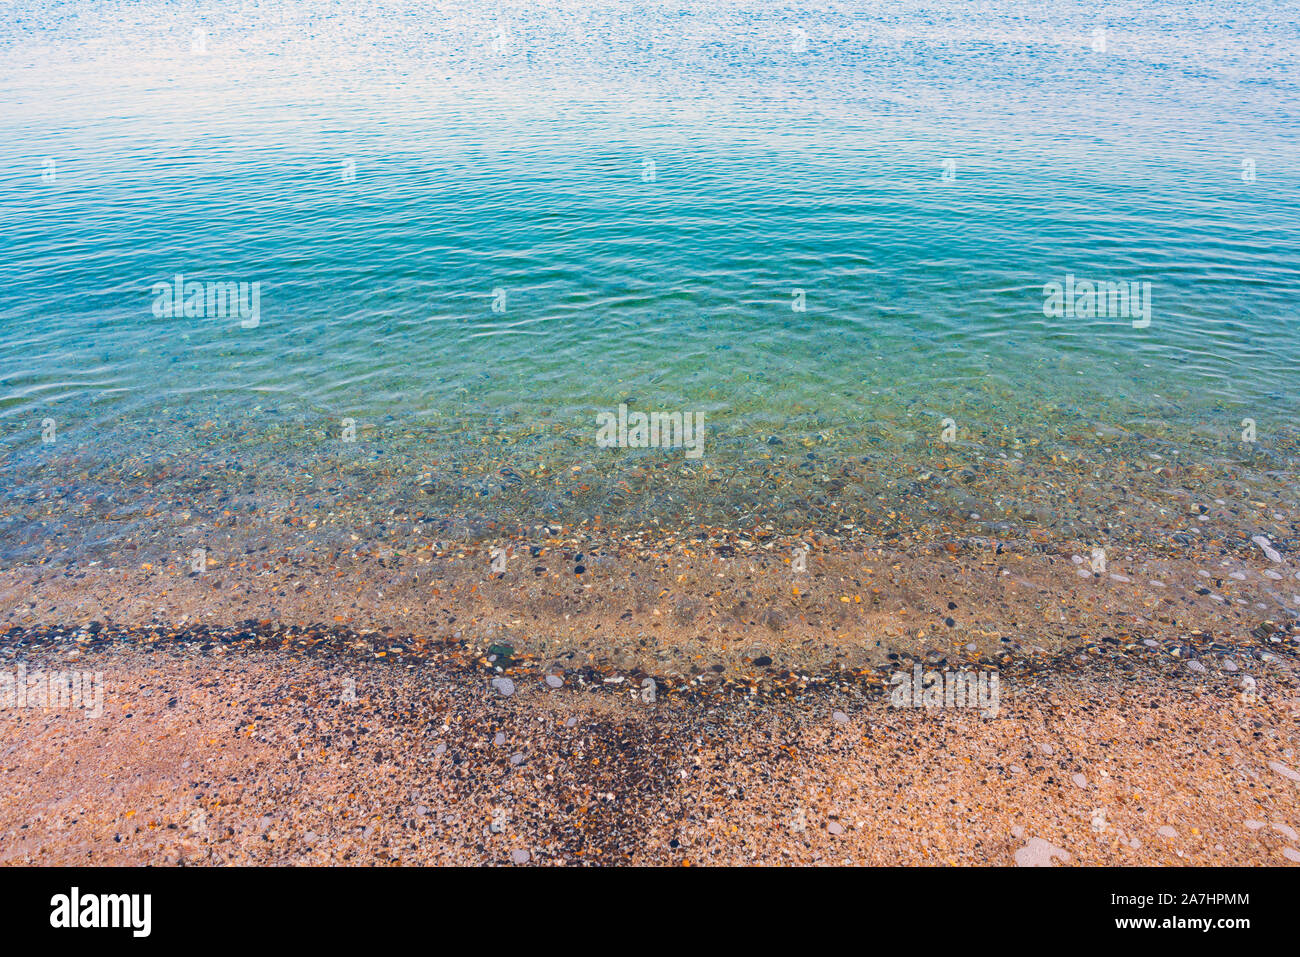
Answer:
3, 533, 1296, 676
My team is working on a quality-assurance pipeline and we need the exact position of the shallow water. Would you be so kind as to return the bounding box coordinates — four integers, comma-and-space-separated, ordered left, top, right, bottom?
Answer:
2, 0, 1299, 563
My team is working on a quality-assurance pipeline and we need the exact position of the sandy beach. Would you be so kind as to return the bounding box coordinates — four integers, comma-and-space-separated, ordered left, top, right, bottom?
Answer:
2, 538, 1298, 866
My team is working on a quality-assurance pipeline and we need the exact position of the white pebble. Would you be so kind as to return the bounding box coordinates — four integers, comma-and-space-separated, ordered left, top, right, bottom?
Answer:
1252, 535, 1283, 563
492, 677, 515, 697
1268, 761, 1300, 783
1013, 837, 1071, 867
1272, 822, 1299, 842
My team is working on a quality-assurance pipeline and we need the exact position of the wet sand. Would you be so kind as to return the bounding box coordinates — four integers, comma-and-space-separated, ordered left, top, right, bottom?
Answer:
2, 530, 1298, 677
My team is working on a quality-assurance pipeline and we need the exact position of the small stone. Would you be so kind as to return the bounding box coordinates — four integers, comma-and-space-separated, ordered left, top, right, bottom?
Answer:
1252, 535, 1283, 563
827, 820, 844, 835
1269, 761, 1300, 783
510, 848, 530, 864
1071, 773, 1088, 789
832, 711, 849, 724
492, 677, 515, 697
545, 674, 563, 688
1272, 822, 1299, 842
1158, 825, 1178, 838
1014, 837, 1071, 867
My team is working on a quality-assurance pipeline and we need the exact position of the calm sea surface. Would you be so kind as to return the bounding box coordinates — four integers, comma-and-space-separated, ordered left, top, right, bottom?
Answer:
2, 0, 1299, 563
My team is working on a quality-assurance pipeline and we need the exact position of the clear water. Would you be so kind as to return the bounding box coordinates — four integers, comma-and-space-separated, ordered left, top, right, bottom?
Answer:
2, 0, 1299, 563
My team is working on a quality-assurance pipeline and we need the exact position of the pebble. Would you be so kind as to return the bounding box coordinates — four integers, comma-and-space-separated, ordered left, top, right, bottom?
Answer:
1071, 773, 1087, 789
832, 711, 849, 724
492, 677, 515, 697
1272, 823, 1299, 842
493, 732, 506, 745
1157, 825, 1178, 838
1187, 660, 1207, 673
1252, 535, 1283, 563
1269, 761, 1300, 783
1013, 837, 1071, 867
1283, 848, 1300, 863
544, 674, 563, 688
827, 820, 844, 835
510, 848, 530, 864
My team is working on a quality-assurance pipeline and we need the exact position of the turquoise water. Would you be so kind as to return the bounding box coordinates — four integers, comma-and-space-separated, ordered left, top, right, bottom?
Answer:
1, 0, 1299, 562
